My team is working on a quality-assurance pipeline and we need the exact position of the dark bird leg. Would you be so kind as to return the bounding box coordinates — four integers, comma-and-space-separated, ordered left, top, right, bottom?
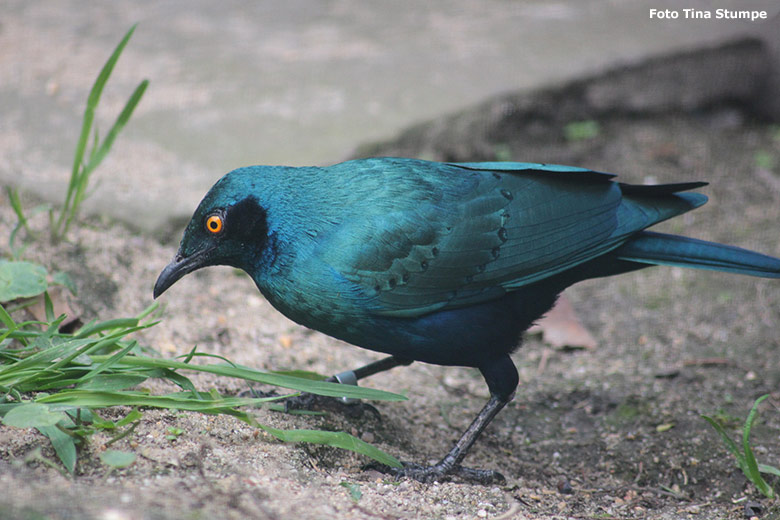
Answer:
284, 356, 412, 417
369, 354, 517, 484
370, 394, 510, 484
336, 355, 413, 385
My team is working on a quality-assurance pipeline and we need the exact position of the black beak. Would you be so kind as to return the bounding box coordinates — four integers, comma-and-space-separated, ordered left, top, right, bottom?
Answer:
153, 248, 211, 298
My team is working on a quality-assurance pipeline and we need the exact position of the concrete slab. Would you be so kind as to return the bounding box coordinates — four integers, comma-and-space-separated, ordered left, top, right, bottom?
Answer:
1, 0, 778, 234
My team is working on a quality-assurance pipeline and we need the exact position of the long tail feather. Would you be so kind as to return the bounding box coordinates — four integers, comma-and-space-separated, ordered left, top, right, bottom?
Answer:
614, 231, 780, 278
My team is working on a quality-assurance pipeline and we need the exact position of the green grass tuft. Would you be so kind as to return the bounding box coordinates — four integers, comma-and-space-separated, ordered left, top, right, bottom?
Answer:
50, 24, 149, 241
703, 394, 779, 499
0, 301, 404, 473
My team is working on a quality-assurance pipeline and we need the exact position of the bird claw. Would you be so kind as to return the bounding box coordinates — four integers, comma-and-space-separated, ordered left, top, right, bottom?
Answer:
366, 461, 505, 485
284, 392, 382, 420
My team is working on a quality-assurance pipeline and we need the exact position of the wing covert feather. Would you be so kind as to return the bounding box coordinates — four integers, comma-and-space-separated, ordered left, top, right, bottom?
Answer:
320, 161, 646, 317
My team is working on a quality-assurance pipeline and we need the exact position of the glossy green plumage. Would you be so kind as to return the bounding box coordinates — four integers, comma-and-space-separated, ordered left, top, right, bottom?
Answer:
156, 157, 780, 371
180, 160, 693, 307
155, 156, 780, 482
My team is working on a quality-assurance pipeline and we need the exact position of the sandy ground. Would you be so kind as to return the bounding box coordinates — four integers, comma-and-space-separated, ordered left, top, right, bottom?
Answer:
1, 109, 779, 519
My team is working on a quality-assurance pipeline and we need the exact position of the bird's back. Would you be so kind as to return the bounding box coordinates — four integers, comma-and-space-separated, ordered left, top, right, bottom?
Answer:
255, 158, 705, 324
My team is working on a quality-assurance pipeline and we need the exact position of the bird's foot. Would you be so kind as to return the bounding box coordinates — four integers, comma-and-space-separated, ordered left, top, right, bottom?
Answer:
239, 387, 282, 399
283, 369, 381, 419
284, 392, 381, 420
367, 461, 505, 485
239, 388, 380, 419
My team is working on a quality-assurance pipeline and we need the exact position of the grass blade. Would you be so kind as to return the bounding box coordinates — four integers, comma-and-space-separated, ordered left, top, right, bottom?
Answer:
704, 395, 777, 499
37, 389, 279, 410
47, 326, 144, 373
257, 424, 402, 468
759, 464, 780, 478
742, 395, 774, 498
43, 292, 55, 322
0, 305, 16, 332
75, 318, 136, 338
0, 338, 90, 385
7, 187, 31, 254
58, 24, 139, 236
55, 24, 146, 239
83, 79, 149, 177
68, 79, 148, 235
78, 374, 149, 392
76, 340, 137, 383
702, 415, 748, 473
6, 187, 28, 231
86, 355, 406, 402
156, 368, 199, 393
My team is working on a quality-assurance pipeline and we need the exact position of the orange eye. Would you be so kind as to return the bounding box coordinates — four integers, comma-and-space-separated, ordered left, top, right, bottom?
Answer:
205, 214, 224, 234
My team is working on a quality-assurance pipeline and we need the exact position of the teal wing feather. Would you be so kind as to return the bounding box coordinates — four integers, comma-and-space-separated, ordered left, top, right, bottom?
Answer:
320, 160, 704, 318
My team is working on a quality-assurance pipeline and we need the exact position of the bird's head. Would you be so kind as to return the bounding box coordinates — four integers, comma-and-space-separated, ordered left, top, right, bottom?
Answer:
153, 168, 273, 298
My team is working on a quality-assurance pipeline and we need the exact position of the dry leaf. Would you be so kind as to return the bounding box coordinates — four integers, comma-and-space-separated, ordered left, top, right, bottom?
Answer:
528, 295, 597, 350
26, 285, 82, 333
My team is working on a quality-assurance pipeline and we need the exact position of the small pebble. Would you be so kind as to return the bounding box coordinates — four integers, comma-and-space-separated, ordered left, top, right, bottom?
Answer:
743, 501, 763, 518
